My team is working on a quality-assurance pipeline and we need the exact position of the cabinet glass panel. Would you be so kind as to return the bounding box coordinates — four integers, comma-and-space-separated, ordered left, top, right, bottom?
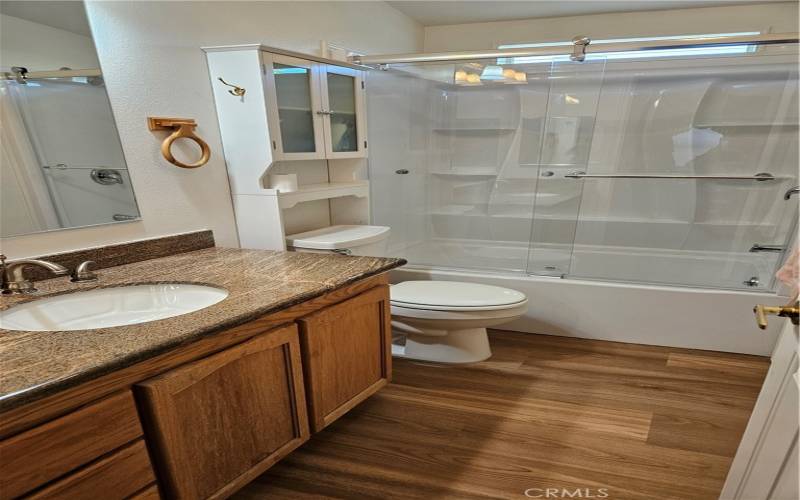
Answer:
274, 63, 316, 153
327, 73, 358, 152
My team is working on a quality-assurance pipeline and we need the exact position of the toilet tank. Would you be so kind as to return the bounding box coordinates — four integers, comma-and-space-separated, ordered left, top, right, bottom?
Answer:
286, 225, 390, 257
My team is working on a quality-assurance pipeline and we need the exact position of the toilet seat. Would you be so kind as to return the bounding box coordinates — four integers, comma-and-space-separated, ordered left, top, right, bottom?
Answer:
390, 281, 527, 311
391, 300, 529, 324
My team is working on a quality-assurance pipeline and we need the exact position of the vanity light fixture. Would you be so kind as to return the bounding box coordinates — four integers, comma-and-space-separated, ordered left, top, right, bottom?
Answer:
465, 73, 482, 85
504, 70, 528, 84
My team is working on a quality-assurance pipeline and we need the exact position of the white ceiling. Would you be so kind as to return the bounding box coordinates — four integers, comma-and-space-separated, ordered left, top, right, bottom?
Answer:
387, 0, 781, 26
0, 1, 92, 37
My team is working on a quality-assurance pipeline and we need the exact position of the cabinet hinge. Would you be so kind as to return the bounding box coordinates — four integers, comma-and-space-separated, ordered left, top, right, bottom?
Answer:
361, 81, 365, 90
364, 140, 368, 149
272, 140, 277, 150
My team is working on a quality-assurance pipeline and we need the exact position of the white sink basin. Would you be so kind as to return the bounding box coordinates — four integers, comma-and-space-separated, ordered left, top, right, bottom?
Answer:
0, 283, 228, 332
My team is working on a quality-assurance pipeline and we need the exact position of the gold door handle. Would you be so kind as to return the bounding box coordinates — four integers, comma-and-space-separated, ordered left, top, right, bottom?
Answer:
753, 303, 800, 330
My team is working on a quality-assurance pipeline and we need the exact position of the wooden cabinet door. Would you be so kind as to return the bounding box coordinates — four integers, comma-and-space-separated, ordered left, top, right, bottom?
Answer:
135, 324, 309, 500
298, 285, 391, 431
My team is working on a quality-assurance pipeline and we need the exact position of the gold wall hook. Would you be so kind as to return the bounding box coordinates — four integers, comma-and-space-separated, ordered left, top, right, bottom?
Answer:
753, 302, 800, 329
218, 77, 245, 97
147, 117, 211, 169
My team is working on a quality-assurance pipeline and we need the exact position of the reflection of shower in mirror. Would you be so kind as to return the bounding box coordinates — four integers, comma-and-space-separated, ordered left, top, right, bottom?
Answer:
0, 1, 139, 237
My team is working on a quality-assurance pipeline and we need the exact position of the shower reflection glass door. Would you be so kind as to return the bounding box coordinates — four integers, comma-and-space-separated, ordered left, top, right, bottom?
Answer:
556, 52, 799, 290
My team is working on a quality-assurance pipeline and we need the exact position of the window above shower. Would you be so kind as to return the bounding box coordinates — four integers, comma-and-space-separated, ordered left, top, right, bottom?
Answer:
0, 1, 140, 237
496, 32, 762, 65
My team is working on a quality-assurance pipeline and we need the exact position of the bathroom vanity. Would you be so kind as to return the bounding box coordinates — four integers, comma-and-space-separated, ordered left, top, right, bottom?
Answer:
0, 241, 404, 499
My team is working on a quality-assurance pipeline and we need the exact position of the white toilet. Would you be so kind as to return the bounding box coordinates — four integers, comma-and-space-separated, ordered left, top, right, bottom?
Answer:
286, 225, 528, 364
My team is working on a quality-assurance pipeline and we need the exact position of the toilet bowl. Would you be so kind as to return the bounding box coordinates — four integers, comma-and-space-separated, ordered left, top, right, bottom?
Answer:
286, 225, 529, 363
390, 281, 528, 363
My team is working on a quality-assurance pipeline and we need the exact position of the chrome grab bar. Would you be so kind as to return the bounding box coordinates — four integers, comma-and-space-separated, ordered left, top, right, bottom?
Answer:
785, 186, 799, 199
565, 171, 776, 181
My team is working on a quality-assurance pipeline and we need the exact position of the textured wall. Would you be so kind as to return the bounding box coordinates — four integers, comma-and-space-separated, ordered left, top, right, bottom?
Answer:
1, 1, 422, 258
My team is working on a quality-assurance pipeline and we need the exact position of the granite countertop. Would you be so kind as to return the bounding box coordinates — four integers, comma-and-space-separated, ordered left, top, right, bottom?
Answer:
0, 248, 405, 412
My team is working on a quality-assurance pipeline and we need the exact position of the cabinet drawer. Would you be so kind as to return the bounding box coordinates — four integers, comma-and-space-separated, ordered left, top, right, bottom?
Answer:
135, 324, 309, 499
28, 440, 155, 500
1, 390, 144, 498
298, 285, 391, 431
129, 484, 160, 500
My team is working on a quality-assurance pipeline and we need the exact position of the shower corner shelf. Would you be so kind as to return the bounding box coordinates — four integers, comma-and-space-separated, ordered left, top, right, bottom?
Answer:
693, 121, 799, 128
273, 181, 369, 209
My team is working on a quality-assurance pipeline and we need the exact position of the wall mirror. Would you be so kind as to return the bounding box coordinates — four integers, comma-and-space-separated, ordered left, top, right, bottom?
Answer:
0, 1, 140, 238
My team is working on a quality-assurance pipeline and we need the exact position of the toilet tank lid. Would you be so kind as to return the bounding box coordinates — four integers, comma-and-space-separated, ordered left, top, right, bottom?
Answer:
286, 225, 390, 250
391, 281, 527, 308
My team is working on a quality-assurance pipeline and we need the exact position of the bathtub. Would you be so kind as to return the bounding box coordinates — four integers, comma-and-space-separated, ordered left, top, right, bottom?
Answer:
391, 240, 788, 355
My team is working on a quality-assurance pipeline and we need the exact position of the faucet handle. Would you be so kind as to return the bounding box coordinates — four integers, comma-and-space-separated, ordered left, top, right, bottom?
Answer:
71, 260, 98, 283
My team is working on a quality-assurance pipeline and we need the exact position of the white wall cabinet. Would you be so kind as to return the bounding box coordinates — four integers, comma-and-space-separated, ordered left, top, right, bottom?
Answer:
264, 53, 367, 161
205, 45, 370, 251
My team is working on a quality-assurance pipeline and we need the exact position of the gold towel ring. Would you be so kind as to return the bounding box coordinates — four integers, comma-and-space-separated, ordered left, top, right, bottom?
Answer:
147, 117, 211, 169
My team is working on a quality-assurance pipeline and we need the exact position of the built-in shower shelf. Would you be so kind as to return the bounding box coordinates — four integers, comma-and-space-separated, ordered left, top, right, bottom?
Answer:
430, 170, 498, 177
430, 205, 532, 219
694, 121, 799, 128
432, 127, 517, 133
275, 181, 369, 209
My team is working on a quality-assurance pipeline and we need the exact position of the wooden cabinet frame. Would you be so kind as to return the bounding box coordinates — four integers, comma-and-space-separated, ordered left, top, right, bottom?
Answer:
0, 274, 391, 499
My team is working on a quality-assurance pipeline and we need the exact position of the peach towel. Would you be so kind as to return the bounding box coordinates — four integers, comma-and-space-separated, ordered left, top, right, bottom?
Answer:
776, 246, 800, 301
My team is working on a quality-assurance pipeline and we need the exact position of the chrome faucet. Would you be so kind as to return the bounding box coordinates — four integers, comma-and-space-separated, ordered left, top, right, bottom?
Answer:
0, 254, 70, 294
71, 260, 98, 282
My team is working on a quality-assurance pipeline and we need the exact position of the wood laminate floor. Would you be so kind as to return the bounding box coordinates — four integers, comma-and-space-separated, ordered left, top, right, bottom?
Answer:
235, 330, 769, 500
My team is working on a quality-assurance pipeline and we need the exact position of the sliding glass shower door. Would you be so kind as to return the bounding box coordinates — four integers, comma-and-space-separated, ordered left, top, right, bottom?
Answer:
366, 47, 799, 291
524, 59, 607, 277
542, 52, 799, 290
